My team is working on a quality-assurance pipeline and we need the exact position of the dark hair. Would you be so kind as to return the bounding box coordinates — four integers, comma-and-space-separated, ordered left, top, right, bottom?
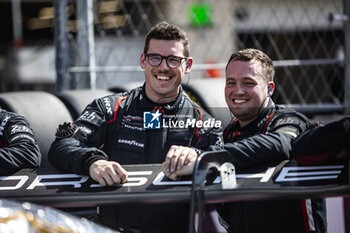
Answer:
226, 48, 275, 82
143, 21, 190, 57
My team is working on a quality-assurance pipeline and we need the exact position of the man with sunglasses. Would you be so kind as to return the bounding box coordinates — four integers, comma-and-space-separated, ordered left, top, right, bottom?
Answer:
48, 21, 221, 232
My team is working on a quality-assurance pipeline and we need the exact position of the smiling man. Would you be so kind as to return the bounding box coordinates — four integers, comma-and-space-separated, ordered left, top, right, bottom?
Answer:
224, 55, 274, 127
48, 21, 221, 232
163, 48, 327, 233
141, 38, 192, 103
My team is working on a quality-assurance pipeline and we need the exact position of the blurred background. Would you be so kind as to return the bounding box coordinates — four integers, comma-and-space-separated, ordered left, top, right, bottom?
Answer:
0, 0, 349, 232
0, 0, 347, 114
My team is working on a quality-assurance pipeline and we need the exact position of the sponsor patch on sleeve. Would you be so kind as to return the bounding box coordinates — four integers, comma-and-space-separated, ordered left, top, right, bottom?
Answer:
273, 116, 303, 137
6, 125, 35, 143
275, 126, 299, 137
77, 110, 104, 125
274, 117, 299, 127
9, 125, 33, 136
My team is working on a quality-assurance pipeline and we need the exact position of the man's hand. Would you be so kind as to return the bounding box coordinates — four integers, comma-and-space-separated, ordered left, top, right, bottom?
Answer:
162, 145, 198, 180
89, 159, 128, 186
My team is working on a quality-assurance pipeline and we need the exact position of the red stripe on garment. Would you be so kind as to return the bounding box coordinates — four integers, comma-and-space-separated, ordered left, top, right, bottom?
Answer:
106, 96, 128, 124
262, 112, 275, 134
193, 107, 204, 141
224, 118, 239, 138
301, 199, 310, 233
294, 152, 334, 165
223, 128, 229, 139
152, 106, 164, 113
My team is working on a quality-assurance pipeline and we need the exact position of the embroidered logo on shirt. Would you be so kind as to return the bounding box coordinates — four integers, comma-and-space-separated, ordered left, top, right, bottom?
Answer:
231, 131, 241, 138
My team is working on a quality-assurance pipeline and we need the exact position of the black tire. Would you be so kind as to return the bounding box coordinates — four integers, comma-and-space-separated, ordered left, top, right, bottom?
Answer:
0, 91, 73, 168
108, 81, 144, 94
56, 89, 114, 120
